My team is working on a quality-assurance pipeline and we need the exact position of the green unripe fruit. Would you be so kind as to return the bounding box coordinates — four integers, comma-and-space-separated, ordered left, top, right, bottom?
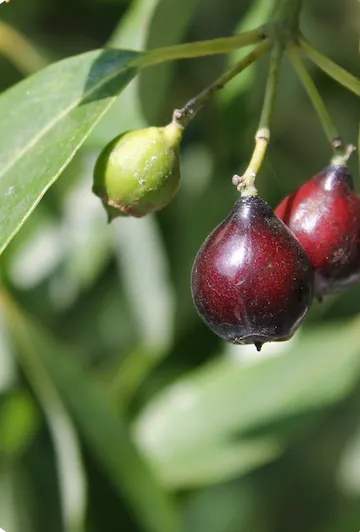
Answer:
93, 122, 183, 221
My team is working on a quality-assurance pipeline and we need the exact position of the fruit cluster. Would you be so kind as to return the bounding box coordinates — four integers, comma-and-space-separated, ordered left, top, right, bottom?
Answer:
191, 163, 360, 350
91, 0, 360, 352
92, 121, 359, 351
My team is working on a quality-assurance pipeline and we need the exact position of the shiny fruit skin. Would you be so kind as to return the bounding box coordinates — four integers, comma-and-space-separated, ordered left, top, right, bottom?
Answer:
93, 122, 183, 220
191, 196, 314, 350
275, 165, 360, 297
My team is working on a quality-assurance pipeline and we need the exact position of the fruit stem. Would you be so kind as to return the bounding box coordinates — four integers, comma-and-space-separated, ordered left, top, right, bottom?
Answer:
234, 41, 284, 196
269, 0, 304, 43
172, 39, 272, 128
330, 144, 356, 167
138, 27, 267, 68
287, 45, 348, 157
298, 35, 360, 98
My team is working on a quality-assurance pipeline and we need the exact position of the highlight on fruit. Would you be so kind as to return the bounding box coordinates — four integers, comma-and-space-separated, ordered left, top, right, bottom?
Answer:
90, 2, 360, 350
191, 195, 314, 352
93, 121, 183, 221
275, 164, 360, 298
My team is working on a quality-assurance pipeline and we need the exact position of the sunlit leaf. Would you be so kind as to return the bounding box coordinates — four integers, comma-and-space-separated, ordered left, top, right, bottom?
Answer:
135, 322, 360, 486
0, 465, 36, 532
155, 437, 283, 489
0, 49, 139, 254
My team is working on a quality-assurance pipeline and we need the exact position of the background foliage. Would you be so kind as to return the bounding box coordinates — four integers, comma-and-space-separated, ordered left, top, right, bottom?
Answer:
0, 0, 360, 531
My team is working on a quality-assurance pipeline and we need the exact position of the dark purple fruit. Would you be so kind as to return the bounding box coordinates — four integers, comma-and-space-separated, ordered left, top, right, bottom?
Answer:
191, 195, 314, 350
275, 164, 360, 297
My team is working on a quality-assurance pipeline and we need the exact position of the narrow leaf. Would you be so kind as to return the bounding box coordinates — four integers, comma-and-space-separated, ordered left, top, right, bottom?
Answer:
108, 0, 162, 49
218, 0, 275, 104
0, 49, 139, 254
1, 293, 180, 532
3, 314, 87, 532
135, 322, 360, 472
138, 0, 197, 124
155, 437, 283, 489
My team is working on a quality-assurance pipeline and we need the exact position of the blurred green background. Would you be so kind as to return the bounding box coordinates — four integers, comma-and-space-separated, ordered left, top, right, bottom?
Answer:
0, 0, 360, 531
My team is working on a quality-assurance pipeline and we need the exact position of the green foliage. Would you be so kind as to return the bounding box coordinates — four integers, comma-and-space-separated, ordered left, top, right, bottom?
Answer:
135, 321, 360, 488
3, 298, 179, 532
137, 0, 197, 124
0, 390, 39, 457
0, 1, 359, 532
0, 49, 138, 254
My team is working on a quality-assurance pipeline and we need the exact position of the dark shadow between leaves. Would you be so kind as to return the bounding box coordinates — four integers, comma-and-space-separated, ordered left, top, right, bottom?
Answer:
81, 48, 140, 106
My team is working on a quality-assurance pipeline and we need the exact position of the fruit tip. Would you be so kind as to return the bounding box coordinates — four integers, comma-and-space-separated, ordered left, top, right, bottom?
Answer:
106, 208, 118, 224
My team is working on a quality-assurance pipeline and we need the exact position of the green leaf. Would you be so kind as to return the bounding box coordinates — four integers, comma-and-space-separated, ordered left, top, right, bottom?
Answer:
88, 0, 162, 147
2, 294, 180, 532
183, 478, 259, 532
89, 1, 179, 404
108, 0, 162, 49
4, 316, 87, 532
218, 0, 275, 104
112, 216, 175, 354
0, 49, 139, 255
138, 0, 197, 124
89, 0, 195, 146
135, 322, 360, 486
48, 171, 114, 309
155, 437, 283, 489
0, 390, 39, 458
0, 464, 36, 532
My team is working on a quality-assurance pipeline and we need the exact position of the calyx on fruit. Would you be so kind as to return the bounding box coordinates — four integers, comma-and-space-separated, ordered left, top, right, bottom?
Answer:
93, 122, 183, 220
275, 164, 360, 297
191, 195, 314, 351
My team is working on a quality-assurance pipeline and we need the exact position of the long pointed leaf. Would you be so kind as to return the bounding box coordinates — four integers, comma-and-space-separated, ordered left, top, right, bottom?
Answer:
1, 293, 180, 532
155, 437, 283, 489
135, 322, 360, 473
0, 49, 139, 254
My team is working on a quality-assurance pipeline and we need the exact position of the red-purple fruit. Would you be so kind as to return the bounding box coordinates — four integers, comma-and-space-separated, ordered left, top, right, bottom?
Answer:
191, 195, 314, 351
275, 164, 360, 297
